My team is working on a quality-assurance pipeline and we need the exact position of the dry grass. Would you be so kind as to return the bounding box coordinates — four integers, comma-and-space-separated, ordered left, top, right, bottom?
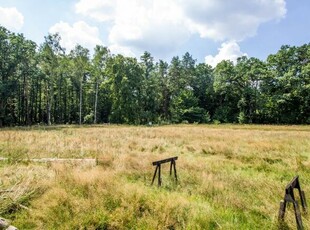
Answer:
0, 124, 310, 229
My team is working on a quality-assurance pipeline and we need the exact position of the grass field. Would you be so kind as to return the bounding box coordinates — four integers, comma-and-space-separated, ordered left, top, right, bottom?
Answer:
0, 124, 310, 229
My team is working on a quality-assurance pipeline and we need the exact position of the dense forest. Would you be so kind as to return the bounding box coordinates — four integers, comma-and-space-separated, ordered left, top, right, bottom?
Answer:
0, 26, 309, 126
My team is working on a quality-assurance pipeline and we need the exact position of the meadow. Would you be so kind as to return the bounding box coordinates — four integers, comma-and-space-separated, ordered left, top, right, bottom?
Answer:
0, 124, 310, 229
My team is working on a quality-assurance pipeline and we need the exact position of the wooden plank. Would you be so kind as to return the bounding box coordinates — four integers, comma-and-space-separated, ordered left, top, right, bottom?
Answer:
293, 202, 303, 230
301, 191, 307, 212
278, 201, 286, 221
285, 176, 299, 190
158, 164, 161, 186
173, 160, 178, 182
152, 156, 178, 165
151, 165, 158, 185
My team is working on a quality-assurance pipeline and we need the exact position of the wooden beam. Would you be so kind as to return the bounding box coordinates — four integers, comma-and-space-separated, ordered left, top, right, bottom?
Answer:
152, 157, 178, 166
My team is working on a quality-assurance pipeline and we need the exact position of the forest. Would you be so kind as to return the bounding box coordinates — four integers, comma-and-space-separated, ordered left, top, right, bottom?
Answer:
0, 25, 309, 127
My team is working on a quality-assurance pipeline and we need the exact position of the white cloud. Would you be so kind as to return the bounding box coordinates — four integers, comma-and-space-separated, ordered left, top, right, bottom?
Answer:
75, 0, 287, 57
205, 41, 247, 67
108, 44, 136, 57
75, 0, 190, 57
182, 0, 287, 41
0, 7, 24, 31
49, 21, 103, 52
108, 0, 190, 57
75, 0, 116, 22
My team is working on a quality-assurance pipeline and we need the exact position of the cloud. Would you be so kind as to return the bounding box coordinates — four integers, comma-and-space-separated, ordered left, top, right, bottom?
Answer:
205, 41, 247, 67
0, 7, 24, 31
182, 0, 287, 41
75, 0, 116, 22
108, 44, 136, 57
75, 0, 190, 57
75, 0, 287, 57
49, 21, 103, 52
109, 0, 190, 57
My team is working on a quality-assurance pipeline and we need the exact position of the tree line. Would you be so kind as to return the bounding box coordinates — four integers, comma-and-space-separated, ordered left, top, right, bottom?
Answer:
0, 26, 309, 127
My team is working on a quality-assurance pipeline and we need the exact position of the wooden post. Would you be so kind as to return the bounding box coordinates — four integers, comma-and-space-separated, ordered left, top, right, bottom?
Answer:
278, 200, 286, 221
293, 202, 303, 230
151, 165, 159, 185
158, 164, 161, 186
301, 191, 307, 213
173, 159, 178, 182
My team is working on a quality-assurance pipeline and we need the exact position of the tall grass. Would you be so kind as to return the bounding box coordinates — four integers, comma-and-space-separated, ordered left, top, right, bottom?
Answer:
0, 124, 310, 229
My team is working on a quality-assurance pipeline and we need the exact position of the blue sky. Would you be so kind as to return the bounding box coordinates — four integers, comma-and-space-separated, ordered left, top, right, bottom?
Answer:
0, 0, 309, 66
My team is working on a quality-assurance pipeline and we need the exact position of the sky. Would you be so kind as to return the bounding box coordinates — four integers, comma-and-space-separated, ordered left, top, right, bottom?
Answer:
0, 0, 309, 67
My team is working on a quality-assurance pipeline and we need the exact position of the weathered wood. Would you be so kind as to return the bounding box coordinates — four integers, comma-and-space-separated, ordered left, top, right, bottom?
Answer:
151, 165, 159, 185
6, 226, 18, 230
278, 176, 307, 230
152, 157, 178, 166
0, 217, 18, 230
151, 157, 178, 186
293, 202, 303, 230
285, 176, 307, 211
0, 218, 8, 229
278, 200, 286, 221
173, 159, 178, 182
158, 164, 161, 186
301, 191, 307, 213
286, 176, 300, 191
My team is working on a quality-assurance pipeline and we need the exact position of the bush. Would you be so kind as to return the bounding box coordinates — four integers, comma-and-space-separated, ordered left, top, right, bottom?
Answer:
182, 107, 211, 124
83, 112, 94, 124
238, 111, 246, 124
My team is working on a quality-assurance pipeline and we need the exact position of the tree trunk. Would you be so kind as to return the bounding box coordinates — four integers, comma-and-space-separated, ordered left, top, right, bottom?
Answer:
47, 99, 51, 125
94, 80, 99, 124
0, 76, 5, 127
0, 99, 4, 127
79, 79, 82, 125
38, 79, 42, 123
64, 81, 67, 123
47, 83, 52, 126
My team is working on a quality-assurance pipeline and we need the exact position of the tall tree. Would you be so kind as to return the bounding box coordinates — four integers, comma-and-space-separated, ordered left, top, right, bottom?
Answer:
70, 45, 90, 125
15, 35, 37, 125
39, 33, 64, 125
157, 60, 170, 121
213, 60, 239, 122
107, 55, 144, 124
91, 45, 110, 124
266, 44, 310, 123
235, 57, 267, 123
0, 27, 18, 126
139, 52, 161, 123
193, 63, 214, 118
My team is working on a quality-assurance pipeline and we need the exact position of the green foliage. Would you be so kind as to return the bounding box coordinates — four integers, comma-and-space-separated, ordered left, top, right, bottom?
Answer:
238, 111, 246, 124
0, 24, 309, 126
83, 112, 94, 124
